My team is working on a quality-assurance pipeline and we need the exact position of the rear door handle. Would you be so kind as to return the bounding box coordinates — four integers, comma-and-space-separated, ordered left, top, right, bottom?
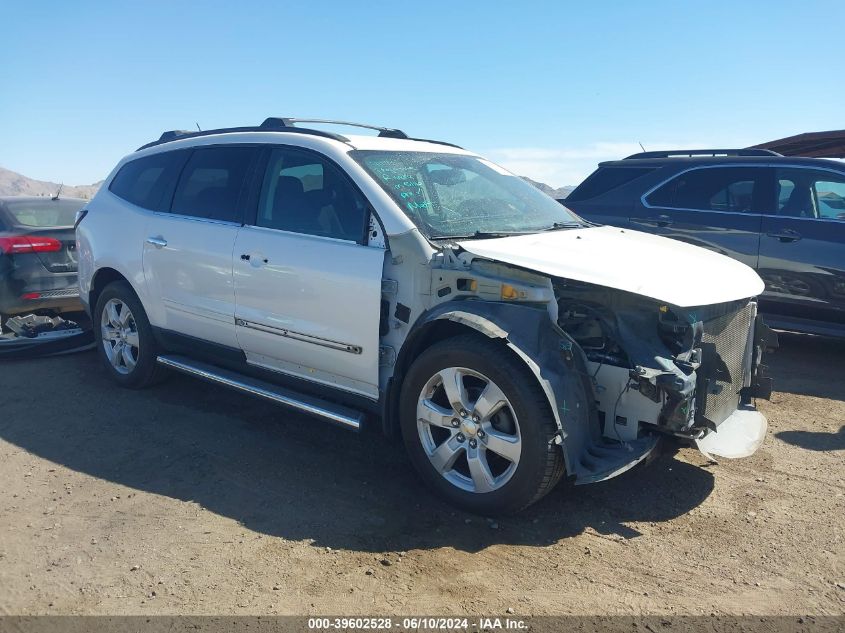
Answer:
240, 253, 269, 265
146, 236, 167, 248
766, 229, 801, 243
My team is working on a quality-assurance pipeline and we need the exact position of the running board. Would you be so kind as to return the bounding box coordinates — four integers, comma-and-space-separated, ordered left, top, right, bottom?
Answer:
156, 354, 364, 431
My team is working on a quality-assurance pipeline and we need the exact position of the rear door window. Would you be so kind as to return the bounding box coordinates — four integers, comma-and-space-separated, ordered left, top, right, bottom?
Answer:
775, 168, 845, 220
171, 146, 258, 222
109, 150, 188, 211
647, 167, 767, 213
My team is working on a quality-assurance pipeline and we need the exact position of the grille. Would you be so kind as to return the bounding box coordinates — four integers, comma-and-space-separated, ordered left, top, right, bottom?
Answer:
698, 301, 755, 426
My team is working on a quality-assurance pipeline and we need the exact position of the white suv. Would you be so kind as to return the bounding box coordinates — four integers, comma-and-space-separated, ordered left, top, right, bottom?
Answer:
77, 118, 774, 514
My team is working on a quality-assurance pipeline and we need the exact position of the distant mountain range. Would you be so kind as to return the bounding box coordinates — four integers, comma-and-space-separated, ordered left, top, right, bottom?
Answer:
0, 166, 573, 202
520, 177, 575, 200
0, 167, 102, 200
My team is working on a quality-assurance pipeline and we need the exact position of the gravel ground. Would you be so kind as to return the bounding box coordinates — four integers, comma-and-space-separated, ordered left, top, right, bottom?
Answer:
0, 332, 842, 616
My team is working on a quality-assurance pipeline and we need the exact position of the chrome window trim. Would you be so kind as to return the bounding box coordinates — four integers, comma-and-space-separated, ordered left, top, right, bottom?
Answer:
151, 210, 242, 227
760, 213, 845, 223
240, 222, 366, 246
641, 162, 845, 221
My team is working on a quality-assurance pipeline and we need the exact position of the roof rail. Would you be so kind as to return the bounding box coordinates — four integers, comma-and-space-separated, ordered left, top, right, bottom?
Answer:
624, 148, 781, 159
136, 123, 350, 151
261, 117, 409, 139
260, 118, 463, 147
137, 117, 463, 151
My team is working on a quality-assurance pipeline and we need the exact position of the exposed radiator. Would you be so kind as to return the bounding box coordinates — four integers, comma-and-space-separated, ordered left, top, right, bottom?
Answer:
698, 300, 756, 426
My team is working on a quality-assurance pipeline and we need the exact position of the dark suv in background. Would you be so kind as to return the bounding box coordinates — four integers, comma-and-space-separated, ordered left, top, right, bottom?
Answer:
564, 149, 845, 337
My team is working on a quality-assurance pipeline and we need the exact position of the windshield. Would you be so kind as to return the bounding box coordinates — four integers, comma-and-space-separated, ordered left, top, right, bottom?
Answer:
350, 150, 584, 238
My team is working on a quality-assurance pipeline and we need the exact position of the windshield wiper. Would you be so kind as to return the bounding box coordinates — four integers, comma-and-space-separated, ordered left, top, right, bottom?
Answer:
432, 230, 536, 240
541, 222, 583, 231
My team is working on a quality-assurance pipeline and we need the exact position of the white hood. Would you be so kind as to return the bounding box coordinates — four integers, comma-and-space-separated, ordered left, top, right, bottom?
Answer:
457, 225, 765, 308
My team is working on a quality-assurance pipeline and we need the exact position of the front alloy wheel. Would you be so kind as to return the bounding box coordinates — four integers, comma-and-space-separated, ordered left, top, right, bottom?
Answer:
400, 335, 566, 515
417, 367, 522, 493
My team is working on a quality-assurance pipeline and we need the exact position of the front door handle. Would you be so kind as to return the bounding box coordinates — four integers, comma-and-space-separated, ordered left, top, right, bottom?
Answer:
630, 215, 673, 227
766, 229, 801, 243
146, 236, 167, 248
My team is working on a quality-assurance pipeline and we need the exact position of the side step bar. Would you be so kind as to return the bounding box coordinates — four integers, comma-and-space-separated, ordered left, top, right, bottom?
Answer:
156, 354, 364, 431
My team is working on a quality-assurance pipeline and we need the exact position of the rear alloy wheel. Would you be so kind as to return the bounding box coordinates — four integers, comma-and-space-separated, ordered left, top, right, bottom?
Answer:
100, 298, 140, 374
400, 335, 565, 515
94, 281, 167, 388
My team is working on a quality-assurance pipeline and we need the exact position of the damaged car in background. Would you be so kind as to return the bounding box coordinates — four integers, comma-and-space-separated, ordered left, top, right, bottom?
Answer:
0, 195, 94, 358
76, 118, 775, 514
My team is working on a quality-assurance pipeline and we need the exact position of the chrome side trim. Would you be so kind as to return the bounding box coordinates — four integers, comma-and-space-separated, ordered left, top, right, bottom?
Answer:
156, 354, 363, 430
235, 318, 363, 354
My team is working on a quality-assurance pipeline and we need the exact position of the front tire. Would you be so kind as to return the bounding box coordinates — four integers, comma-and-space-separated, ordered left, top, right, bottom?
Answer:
93, 281, 167, 388
399, 335, 565, 515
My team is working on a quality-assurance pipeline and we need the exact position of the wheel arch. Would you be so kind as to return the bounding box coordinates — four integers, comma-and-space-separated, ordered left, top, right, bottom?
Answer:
383, 302, 592, 471
88, 267, 135, 314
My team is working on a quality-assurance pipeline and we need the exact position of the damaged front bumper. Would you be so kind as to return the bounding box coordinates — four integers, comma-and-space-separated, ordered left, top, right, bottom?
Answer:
687, 309, 775, 459
696, 405, 768, 459
560, 290, 776, 475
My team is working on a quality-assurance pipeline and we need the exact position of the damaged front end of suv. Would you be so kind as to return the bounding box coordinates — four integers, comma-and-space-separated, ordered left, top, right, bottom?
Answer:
402, 225, 777, 486
357, 146, 774, 503
554, 281, 775, 463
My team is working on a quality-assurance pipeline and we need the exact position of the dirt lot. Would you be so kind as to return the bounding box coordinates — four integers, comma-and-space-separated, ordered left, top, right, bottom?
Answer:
0, 332, 842, 616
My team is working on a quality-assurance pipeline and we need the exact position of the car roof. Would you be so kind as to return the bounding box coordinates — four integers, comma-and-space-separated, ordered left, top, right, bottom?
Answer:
127, 130, 476, 171
134, 118, 470, 156
130, 130, 474, 161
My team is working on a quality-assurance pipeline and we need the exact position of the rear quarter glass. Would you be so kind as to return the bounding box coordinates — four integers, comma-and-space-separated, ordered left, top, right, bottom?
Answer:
566, 166, 657, 202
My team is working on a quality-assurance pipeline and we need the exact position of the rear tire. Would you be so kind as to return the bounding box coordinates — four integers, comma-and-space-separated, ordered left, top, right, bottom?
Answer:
93, 281, 167, 388
399, 334, 565, 515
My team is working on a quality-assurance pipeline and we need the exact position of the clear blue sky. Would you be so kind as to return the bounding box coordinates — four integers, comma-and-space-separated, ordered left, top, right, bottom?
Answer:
2, 0, 843, 187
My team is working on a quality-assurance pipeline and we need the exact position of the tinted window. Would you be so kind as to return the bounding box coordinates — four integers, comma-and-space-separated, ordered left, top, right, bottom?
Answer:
171, 146, 257, 222
776, 168, 845, 220
647, 167, 765, 212
3, 198, 85, 227
566, 167, 655, 202
256, 148, 368, 241
109, 151, 188, 211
